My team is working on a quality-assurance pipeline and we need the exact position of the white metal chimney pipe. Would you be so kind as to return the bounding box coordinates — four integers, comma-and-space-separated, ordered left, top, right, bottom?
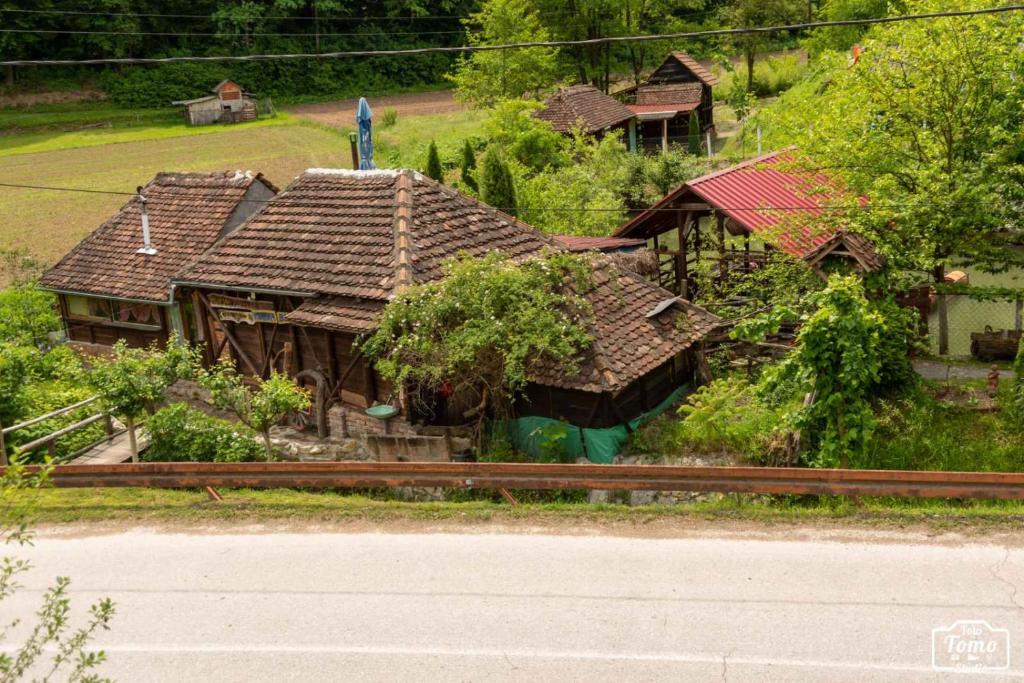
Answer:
136, 185, 157, 255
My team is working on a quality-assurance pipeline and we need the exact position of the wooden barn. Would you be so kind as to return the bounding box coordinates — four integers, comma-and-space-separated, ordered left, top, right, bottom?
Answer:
613, 149, 883, 297
40, 171, 277, 350
535, 85, 638, 151
172, 169, 720, 453
172, 80, 258, 126
619, 51, 719, 152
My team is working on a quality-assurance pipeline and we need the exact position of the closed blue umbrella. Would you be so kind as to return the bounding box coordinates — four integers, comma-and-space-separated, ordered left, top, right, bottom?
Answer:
356, 97, 375, 170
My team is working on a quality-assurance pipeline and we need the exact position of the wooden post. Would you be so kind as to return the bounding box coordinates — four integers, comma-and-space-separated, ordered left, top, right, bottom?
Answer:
125, 415, 139, 463
661, 119, 668, 154
1016, 298, 1022, 332
716, 212, 727, 285
744, 232, 751, 272
349, 132, 359, 169
934, 264, 949, 356
0, 422, 7, 466
677, 210, 690, 298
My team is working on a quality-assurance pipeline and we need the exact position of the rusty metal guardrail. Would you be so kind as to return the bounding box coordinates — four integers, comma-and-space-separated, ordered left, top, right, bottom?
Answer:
13, 461, 1024, 500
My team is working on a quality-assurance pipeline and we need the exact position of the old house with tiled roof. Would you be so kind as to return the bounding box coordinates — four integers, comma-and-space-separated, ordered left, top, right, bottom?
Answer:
620, 51, 719, 152
613, 149, 882, 297
535, 85, 637, 150
40, 171, 277, 350
173, 169, 719, 455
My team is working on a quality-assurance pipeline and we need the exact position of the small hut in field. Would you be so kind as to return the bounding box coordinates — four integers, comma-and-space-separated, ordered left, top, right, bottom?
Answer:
173, 80, 258, 126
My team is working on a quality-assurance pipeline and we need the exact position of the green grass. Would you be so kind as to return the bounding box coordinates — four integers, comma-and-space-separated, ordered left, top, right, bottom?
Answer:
0, 102, 179, 132
18, 486, 1024, 533
0, 114, 295, 157
0, 121, 354, 266
0, 105, 485, 270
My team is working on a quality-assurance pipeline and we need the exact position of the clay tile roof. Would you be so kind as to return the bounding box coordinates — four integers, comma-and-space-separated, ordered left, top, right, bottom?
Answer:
179, 170, 721, 395
636, 83, 703, 105
553, 235, 646, 253
530, 257, 721, 394
669, 51, 719, 86
176, 169, 556, 300
615, 149, 858, 259
40, 171, 276, 303
535, 85, 636, 134
283, 296, 384, 333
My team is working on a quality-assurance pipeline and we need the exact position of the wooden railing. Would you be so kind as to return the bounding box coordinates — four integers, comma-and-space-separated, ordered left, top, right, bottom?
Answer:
0, 396, 119, 466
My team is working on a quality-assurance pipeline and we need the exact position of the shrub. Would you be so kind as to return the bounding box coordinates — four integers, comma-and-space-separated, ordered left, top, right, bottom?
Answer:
102, 62, 231, 108
717, 53, 810, 99
480, 147, 517, 215
676, 377, 789, 460
0, 281, 59, 348
144, 403, 263, 463
425, 140, 443, 181
460, 139, 479, 193
380, 107, 398, 128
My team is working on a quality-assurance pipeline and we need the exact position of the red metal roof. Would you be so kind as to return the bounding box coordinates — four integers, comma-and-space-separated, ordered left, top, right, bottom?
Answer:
615, 148, 853, 259
553, 235, 647, 252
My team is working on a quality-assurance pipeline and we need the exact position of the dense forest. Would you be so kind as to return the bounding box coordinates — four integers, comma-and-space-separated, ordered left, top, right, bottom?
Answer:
0, 0, 769, 105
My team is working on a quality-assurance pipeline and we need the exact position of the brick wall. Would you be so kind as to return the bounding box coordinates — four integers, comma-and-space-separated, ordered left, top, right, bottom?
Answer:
328, 404, 418, 438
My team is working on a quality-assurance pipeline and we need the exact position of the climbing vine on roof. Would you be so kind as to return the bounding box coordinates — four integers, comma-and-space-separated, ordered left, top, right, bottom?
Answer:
361, 250, 593, 417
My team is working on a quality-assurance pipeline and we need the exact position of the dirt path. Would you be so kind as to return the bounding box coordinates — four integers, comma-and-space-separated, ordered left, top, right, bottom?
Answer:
287, 90, 464, 127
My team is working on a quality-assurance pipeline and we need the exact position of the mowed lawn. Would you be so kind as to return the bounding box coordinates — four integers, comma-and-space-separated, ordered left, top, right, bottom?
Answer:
0, 106, 486, 269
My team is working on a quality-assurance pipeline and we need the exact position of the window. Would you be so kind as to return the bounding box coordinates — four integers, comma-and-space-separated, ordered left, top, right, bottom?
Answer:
65, 295, 162, 330
66, 295, 110, 321
111, 302, 161, 329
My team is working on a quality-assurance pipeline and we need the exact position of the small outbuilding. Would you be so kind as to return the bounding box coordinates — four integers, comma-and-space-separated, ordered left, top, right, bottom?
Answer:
173, 80, 258, 126
619, 51, 719, 152
535, 85, 638, 151
613, 149, 883, 297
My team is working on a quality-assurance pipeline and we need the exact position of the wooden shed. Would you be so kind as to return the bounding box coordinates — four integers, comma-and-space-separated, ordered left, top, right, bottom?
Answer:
619, 51, 719, 152
172, 169, 720, 443
173, 80, 258, 126
40, 171, 277, 350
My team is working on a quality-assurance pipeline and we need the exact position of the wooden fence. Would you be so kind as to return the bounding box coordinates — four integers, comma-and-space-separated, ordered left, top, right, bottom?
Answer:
0, 396, 119, 466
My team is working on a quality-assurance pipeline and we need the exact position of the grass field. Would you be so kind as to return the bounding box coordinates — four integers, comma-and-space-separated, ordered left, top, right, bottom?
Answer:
0, 103, 485, 267
18, 486, 1024, 533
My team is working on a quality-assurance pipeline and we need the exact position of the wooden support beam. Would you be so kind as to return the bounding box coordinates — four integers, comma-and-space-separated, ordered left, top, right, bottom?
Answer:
677, 210, 691, 299
325, 329, 339, 388
196, 292, 261, 377
331, 349, 366, 398
258, 321, 281, 378
716, 212, 727, 286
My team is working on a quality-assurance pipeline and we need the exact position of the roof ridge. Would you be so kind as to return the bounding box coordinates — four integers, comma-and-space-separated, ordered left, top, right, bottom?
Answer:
390, 170, 415, 295
687, 146, 796, 186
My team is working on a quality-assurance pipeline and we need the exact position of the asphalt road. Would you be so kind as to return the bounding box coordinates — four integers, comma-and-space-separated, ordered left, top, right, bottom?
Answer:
4, 528, 1024, 681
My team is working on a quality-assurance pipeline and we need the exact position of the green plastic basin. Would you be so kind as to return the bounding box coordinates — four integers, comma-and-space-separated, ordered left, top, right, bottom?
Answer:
366, 404, 399, 420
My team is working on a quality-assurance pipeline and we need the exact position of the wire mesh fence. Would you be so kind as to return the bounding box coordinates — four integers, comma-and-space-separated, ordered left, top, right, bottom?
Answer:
926, 294, 1023, 359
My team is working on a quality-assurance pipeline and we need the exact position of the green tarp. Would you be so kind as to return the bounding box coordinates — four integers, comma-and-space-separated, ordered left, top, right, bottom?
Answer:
506, 384, 691, 464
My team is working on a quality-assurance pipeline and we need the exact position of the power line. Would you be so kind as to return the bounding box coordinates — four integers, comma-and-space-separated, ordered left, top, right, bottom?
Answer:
3, 5, 1021, 66
0, 5, 719, 24
0, 28, 465, 38
0, 180, 995, 213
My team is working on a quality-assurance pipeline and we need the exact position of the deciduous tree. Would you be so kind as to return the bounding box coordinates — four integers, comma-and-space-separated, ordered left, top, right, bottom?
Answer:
448, 0, 559, 106
198, 363, 310, 460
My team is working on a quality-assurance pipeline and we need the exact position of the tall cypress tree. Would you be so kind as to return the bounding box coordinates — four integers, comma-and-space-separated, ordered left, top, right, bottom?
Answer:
687, 112, 701, 155
481, 147, 516, 216
460, 140, 478, 193
425, 140, 444, 182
